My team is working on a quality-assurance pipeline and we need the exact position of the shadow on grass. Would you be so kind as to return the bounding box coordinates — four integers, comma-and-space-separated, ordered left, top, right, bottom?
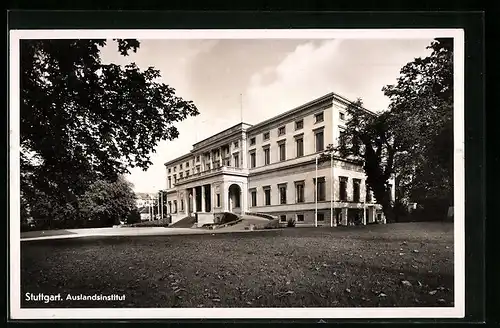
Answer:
21, 229, 78, 239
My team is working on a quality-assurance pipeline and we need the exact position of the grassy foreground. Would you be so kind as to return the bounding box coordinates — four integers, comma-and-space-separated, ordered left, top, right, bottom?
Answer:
20, 222, 454, 308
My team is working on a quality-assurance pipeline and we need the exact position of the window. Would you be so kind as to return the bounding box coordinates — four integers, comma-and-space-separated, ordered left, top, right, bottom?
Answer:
296, 136, 304, 157
280, 215, 287, 222
168, 177, 171, 189
186, 161, 190, 168
263, 132, 270, 140
196, 166, 201, 173
279, 184, 287, 204
317, 213, 325, 222
180, 163, 183, 169
179, 172, 183, 178
173, 174, 177, 183
353, 179, 361, 202
234, 141, 239, 148
233, 153, 239, 168
181, 199, 184, 211
314, 177, 326, 201
250, 151, 256, 168
278, 126, 286, 136
297, 214, 304, 222
264, 147, 270, 165
339, 130, 346, 148
185, 171, 189, 177
339, 176, 348, 201
366, 185, 372, 202
174, 167, 177, 172
251, 190, 257, 207
250, 137, 256, 146
279, 142, 286, 161
173, 200, 177, 213
340, 112, 345, 120
295, 181, 305, 203
295, 119, 303, 130
168, 201, 172, 213
206, 163, 211, 170
264, 187, 271, 206
216, 194, 221, 207
315, 112, 324, 123
315, 129, 324, 152
196, 156, 200, 162
168, 168, 171, 173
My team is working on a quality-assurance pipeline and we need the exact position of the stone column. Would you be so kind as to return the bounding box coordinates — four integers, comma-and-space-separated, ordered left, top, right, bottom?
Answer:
241, 182, 248, 213
192, 187, 197, 213
241, 133, 247, 169
341, 208, 348, 226
201, 185, 206, 213
184, 190, 189, 217
362, 206, 367, 225
223, 183, 229, 212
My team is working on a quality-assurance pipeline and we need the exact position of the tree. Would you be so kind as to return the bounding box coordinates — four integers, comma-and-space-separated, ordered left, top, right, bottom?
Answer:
382, 38, 453, 211
20, 39, 199, 211
320, 99, 396, 220
78, 176, 137, 227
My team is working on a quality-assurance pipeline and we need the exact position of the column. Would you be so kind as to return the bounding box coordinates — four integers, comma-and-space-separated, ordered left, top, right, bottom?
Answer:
223, 183, 229, 212
241, 133, 247, 169
341, 208, 348, 226
201, 185, 206, 213
241, 182, 248, 213
192, 187, 197, 213
184, 190, 189, 217
362, 207, 367, 225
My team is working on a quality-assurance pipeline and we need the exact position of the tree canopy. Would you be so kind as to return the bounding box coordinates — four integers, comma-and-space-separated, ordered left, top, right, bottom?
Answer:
20, 39, 199, 211
320, 38, 453, 221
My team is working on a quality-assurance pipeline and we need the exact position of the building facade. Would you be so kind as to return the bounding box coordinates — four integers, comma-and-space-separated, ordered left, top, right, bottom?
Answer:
164, 92, 394, 226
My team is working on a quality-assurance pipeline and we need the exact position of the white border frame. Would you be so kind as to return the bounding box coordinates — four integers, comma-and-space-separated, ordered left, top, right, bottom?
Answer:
9, 28, 465, 320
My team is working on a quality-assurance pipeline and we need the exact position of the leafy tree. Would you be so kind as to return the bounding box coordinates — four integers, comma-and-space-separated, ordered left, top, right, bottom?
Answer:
78, 176, 137, 227
20, 39, 199, 212
320, 99, 396, 220
382, 38, 453, 209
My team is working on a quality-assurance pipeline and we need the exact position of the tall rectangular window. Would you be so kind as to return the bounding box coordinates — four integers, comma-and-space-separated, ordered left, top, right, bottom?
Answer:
279, 142, 286, 161
168, 201, 172, 213
279, 184, 287, 204
315, 112, 324, 123
263, 132, 270, 140
297, 214, 304, 222
315, 177, 326, 201
173, 200, 177, 213
264, 187, 271, 206
353, 179, 361, 202
315, 130, 324, 152
216, 194, 221, 207
168, 177, 171, 189
296, 137, 304, 157
234, 141, 239, 148
233, 153, 239, 168
366, 185, 372, 202
181, 199, 184, 211
264, 147, 270, 165
280, 215, 287, 222
250, 137, 256, 146
295, 119, 303, 130
339, 177, 348, 201
295, 181, 305, 203
251, 190, 257, 207
317, 213, 325, 222
278, 126, 286, 136
339, 130, 346, 148
250, 151, 256, 168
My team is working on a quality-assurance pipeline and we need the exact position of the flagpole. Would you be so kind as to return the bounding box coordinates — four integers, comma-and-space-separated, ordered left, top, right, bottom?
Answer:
240, 93, 243, 123
330, 152, 333, 227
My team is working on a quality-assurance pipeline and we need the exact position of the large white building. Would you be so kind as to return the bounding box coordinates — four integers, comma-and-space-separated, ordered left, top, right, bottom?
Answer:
164, 92, 394, 226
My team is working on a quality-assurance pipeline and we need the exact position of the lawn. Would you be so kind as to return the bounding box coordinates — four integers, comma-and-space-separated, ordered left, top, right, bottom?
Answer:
20, 222, 454, 308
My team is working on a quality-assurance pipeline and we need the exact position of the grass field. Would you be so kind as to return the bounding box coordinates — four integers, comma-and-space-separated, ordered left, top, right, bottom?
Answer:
20, 222, 454, 308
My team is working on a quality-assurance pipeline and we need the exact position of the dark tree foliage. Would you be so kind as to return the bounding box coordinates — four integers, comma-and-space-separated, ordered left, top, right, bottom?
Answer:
20, 39, 199, 221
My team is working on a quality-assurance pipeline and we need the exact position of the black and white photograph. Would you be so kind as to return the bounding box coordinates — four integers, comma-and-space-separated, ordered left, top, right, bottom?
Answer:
10, 28, 465, 320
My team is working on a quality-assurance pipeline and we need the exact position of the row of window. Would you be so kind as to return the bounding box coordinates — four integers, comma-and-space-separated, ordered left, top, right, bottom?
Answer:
249, 129, 324, 167
249, 177, 371, 207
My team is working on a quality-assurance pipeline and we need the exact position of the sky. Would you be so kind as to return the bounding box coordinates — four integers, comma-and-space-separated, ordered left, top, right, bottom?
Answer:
99, 37, 434, 193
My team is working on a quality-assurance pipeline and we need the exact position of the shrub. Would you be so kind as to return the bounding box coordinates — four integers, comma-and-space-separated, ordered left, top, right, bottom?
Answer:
287, 218, 296, 227
126, 209, 141, 225
214, 212, 239, 225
